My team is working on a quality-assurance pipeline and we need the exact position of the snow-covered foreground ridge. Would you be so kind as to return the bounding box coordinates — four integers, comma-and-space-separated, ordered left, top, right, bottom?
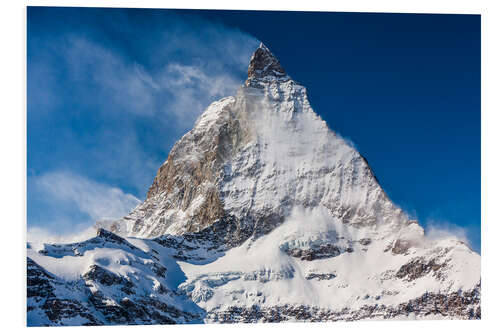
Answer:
27, 43, 480, 326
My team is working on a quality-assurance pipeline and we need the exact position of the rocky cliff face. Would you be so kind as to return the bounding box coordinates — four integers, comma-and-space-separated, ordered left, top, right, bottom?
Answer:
28, 43, 481, 326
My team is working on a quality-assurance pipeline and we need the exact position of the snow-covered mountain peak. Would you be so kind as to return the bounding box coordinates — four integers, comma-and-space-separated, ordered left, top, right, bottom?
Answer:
107, 43, 414, 242
246, 43, 290, 87
27, 42, 480, 325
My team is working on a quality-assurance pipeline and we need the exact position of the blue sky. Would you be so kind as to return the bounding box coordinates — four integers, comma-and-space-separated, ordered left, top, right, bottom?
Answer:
27, 8, 480, 251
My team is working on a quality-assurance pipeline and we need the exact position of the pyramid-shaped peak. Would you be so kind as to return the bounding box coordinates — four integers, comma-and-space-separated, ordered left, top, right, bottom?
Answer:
246, 42, 288, 86
256, 42, 273, 56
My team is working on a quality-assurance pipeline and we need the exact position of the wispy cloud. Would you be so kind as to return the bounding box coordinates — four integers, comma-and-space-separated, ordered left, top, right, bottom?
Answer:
59, 35, 253, 126
27, 225, 98, 245
159, 63, 242, 126
44, 17, 258, 126
35, 171, 140, 221
28, 170, 142, 244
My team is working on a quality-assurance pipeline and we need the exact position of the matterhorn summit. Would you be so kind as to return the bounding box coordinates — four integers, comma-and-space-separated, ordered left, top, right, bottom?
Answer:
245, 42, 289, 86
27, 44, 480, 326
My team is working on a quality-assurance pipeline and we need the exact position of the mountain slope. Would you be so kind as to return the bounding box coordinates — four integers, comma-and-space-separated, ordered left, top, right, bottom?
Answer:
27, 229, 206, 326
27, 43, 480, 326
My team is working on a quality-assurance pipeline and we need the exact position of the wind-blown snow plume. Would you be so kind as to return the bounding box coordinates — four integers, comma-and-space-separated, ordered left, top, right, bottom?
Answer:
424, 219, 471, 245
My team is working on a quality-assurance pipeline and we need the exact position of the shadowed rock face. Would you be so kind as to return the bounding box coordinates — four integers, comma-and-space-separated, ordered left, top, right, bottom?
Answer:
396, 257, 447, 281
132, 97, 252, 240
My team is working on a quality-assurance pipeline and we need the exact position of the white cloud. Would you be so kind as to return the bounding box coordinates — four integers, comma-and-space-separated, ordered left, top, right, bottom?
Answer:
159, 63, 242, 126
35, 171, 140, 221
27, 225, 97, 245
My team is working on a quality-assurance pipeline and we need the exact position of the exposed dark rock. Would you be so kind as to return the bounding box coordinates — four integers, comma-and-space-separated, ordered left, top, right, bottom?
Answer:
359, 238, 372, 246
283, 244, 351, 261
151, 263, 167, 278
27, 258, 56, 299
83, 265, 132, 287
96, 228, 137, 250
245, 43, 288, 87
392, 239, 413, 255
305, 273, 337, 281
396, 257, 447, 281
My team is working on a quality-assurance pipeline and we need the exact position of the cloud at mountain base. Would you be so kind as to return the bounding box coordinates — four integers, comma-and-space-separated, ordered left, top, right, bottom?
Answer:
28, 171, 140, 241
